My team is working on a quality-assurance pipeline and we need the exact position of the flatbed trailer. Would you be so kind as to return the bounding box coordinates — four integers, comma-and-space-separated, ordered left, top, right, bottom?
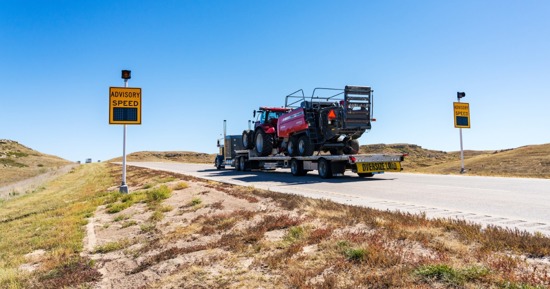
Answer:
216, 146, 404, 179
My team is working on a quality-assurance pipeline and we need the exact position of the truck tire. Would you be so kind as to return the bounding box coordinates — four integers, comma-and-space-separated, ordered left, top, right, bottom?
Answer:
215, 155, 224, 170
298, 135, 314, 156
318, 158, 332, 179
287, 136, 298, 157
239, 156, 248, 171
255, 130, 273, 156
242, 130, 254, 149
234, 157, 241, 171
290, 159, 306, 176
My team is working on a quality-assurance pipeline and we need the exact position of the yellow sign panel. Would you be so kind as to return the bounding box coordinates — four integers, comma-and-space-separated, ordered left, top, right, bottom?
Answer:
109, 87, 142, 125
357, 162, 402, 173
453, 102, 470, 128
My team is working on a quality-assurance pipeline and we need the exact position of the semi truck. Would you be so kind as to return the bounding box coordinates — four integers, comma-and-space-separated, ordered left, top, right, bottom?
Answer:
214, 85, 404, 178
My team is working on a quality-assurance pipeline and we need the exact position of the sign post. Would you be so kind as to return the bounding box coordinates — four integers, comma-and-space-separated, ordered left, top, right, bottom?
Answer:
109, 70, 141, 193
454, 92, 469, 174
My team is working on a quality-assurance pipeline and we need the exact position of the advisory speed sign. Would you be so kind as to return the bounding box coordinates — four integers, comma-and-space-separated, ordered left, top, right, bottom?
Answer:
109, 87, 142, 125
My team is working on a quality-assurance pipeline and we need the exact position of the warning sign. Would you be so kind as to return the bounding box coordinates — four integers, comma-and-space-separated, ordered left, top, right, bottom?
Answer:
453, 102, 470, 129
109, 87, 142, 125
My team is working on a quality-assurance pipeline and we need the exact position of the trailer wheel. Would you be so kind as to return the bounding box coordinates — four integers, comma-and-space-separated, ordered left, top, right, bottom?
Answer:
318, 158, 332, 179
255, 130, 273, 156
357, 172, 374, 178
242, 130, 254, 149
234, 157, 241, 171
239, 156, 249, 171
298, 135, 314, 156
290, 159, 306, 176
287, 136, 298, 156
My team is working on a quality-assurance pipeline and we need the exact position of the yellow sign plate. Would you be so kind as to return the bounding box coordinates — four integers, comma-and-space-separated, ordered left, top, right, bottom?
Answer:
109, 87, 142, 125
453, 102, 470, 128
357, 162, 402, 173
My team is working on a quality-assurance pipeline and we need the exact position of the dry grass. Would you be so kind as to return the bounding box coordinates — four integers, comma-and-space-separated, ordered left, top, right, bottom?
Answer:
0, 140, 71, 188
0, 163, 112, 288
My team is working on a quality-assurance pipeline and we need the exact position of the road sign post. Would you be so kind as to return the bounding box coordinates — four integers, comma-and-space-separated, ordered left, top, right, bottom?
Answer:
109, 70, 141, 193
454, 92, 469, 174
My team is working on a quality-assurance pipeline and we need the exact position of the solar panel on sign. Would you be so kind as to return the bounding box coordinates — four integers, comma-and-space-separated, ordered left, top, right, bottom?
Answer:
456, 116, 469, 127
113, 108, 138, 121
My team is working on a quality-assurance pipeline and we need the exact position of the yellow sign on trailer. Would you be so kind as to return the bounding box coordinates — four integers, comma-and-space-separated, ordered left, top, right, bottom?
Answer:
109, 87, 142, 125
453, 102, 470, 128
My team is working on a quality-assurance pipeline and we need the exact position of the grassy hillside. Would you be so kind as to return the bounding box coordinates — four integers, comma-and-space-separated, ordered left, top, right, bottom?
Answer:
361, 143, 550, 178
109, 151, 216, 164
0, 140, 71, 187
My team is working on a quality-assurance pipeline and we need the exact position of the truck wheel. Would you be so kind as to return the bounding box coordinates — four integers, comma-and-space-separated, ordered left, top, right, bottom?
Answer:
255, 130, 273, 156
298, 135, 314, 156
234, 157, 241, 171
239, 157, 248, 171
290, 159, 306, 176
287, 136, 298, 156
318, 158, 332, 179
242, 130, 254, 149
357, 173, 374, 178
215, 155, 224, 170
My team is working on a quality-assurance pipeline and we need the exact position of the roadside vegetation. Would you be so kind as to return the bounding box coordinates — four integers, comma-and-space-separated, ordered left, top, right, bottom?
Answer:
0, 163, 110, 288
1, 163, 549, 288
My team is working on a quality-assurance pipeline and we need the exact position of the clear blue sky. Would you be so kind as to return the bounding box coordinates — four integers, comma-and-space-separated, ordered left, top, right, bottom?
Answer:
1, 0, 549, 162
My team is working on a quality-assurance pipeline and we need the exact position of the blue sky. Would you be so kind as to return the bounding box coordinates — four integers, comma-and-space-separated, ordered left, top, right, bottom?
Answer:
1, 0, 549, 162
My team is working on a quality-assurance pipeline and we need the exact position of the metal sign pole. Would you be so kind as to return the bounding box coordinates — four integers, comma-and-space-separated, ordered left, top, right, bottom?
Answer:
120, 78, 129, 193
457, 93, 466, 174
459, 126, 465, 174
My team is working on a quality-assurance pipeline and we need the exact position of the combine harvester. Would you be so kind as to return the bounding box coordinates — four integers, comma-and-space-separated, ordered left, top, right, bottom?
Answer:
215, 85, 404, 179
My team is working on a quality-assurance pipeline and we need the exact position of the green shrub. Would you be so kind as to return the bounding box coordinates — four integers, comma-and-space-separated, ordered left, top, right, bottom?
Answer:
146, 185, 172, 202
93, 239, 131, 254
344, 248, 367, 262
415, 264, 489, 286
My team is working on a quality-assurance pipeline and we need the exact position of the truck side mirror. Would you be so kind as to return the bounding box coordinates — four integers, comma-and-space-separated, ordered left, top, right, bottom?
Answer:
253, 110, 256, 118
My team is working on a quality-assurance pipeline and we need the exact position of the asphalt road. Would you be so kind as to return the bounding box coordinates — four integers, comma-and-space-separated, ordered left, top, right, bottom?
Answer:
128, 162, 550, 236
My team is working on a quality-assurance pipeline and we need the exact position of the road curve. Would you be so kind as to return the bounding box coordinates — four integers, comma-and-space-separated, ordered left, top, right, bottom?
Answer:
127, 162, 550, 236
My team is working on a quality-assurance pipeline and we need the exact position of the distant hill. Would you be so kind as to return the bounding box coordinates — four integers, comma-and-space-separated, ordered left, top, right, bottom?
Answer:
361, 143, 550, 178
0, 139, 72, 187
109, 151, 216, 164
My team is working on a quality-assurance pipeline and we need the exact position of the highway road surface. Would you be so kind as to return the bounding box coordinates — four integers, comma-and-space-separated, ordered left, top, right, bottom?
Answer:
128, 162, 550, 236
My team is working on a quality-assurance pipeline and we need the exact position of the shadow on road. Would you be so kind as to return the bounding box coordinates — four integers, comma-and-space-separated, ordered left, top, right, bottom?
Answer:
197, 168, 396, 185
